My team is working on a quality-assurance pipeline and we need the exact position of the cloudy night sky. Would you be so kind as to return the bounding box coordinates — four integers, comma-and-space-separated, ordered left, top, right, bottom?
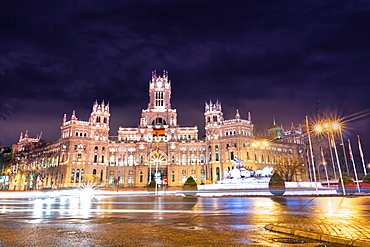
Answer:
1, 1, 370, 157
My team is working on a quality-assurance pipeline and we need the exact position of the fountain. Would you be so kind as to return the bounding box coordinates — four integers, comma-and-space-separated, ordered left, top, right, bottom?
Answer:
197, 157, 337, 196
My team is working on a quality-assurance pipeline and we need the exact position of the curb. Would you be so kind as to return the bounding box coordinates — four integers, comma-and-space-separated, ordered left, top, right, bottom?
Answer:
265, 224, 370, 247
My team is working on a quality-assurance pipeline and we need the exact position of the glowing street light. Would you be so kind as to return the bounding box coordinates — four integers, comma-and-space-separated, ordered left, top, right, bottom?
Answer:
314, 121, 346, 195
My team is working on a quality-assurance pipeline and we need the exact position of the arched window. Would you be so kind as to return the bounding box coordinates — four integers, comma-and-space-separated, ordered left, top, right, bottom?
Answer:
76, 169, 80, 183
215, 153, 219, 161
191, 155, 196, 163
71, 169, 75, 183
95, 146, 98, 150
199, 155, 205, 163
94, 155, 98, 163
182, 170, 187, 183
181, 155, 187, 165
128, 155, 134, 166
151, 117, 166, 125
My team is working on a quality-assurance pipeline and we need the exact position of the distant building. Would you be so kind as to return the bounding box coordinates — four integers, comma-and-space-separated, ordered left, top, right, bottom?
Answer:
10, 71, 307, 190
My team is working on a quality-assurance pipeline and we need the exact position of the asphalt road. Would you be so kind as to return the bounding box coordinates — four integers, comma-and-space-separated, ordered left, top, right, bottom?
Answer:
0, 190, 367, 246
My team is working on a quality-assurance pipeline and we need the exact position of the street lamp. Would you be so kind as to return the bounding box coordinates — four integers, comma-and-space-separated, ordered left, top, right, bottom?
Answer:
314, 122, 346, 195
315, 124, 337, 180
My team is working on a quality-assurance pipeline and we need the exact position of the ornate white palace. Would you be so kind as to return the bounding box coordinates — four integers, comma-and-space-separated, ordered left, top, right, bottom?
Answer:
10, 71, 306, 190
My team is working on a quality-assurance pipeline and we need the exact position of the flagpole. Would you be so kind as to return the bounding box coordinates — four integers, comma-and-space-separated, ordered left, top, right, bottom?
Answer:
327, 132, 337, 180
320, 147, 330, 187
331, 129, 346, 195
339, 129, 350, 174
155, 138, 159, 195
305, 116, 318, 195
348, 139, 360, 193
149, 142, 152, 184
357, 135, 367, 176
306, 150, 313, 182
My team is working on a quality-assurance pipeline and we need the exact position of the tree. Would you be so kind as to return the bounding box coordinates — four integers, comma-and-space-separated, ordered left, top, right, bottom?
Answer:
0, 147, 13, 175
268, 172, 286, 196
182, 176, 198, 196
273, 154, 305, 182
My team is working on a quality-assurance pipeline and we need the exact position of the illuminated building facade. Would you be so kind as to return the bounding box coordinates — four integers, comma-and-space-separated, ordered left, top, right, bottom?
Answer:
11, 71, 306, 190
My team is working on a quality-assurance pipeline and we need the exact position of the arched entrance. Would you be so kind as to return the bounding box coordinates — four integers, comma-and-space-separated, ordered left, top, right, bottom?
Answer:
148, 150, 168, 184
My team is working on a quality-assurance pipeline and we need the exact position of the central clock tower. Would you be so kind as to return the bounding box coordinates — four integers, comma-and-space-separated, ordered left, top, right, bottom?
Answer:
140, 70, 178, 127
148, 70, 171, 109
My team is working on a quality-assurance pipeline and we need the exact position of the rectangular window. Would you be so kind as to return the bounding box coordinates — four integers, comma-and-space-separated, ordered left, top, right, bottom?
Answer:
155, 92, 164, 106
171, 175, 175, 182
77, 153, 82, 162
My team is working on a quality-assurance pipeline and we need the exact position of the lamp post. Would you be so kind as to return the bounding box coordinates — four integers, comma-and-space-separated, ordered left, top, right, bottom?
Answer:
306, 116, 319, 195
315, 122, 346, 195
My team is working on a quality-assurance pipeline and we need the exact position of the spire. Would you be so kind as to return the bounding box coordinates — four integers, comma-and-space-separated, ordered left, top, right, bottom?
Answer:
71, 110, 76, 120
152, 70, 157, 81
63, 114, 66, 123
248, 112, 251, 122
19, 132, 23, 142
291, 122, 295, 130
235, 109, 240, 120
272, 115, 276, 125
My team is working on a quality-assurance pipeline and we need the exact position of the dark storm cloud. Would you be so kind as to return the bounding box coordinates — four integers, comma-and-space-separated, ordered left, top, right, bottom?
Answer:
1, 0, 370, 149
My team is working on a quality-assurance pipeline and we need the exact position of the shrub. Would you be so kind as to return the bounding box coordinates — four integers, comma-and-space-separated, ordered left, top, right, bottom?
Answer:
268, 172, 286, 196
363, 173, 370, 183
147, 179, 156, 193
339, 173, 354, 183
182, 176, 198, 196
362, 173, 370, 193
338, 173, 356, 194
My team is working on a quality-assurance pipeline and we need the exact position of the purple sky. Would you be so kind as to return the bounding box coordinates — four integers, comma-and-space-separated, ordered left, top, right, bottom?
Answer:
1, 1, 370, 158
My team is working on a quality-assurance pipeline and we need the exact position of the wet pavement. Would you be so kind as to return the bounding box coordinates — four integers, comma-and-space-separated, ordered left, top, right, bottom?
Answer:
266, 221, 370, 246
0, 190, 369, 246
